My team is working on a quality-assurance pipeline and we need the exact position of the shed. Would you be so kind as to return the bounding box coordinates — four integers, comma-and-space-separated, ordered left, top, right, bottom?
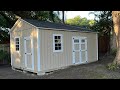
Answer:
10, 17, 98, 75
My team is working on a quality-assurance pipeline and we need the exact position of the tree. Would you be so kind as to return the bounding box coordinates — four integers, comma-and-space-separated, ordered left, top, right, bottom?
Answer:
65, 16, 95, 28
90, 11, 112, 36
0, 11, 16, 44
13, 11, 57, 22
88, 19, 95, 26
0, 11, 62, 44
0, 14, 7, 27
90, 11, 113, 54
112, 11, 120, 64
0, 11, 16, 28
62, 11, 65, 24
0, 28, 10, 43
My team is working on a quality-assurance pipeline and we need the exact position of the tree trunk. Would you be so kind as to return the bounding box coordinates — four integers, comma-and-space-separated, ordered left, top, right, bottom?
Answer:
110, 28, 117, 51
108, 29, 111, 54
112, 11, 120, 64
62, 11, 64, 24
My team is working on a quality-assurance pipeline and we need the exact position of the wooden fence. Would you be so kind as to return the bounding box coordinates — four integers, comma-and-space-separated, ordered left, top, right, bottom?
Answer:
0, 44, 10, 53
0, 44, 10, 65
98, 36, 110, 55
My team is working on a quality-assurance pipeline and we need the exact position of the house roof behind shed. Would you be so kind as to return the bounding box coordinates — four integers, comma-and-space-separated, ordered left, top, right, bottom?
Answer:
23, 19, 96, 32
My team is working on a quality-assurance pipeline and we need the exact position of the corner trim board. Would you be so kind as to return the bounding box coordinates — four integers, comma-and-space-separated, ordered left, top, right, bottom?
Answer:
37, 28, 41, 72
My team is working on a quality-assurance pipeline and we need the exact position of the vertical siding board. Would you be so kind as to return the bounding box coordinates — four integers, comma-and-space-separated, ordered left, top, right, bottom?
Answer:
62, 32, 64, 67
41, 30, 44, 70
53, 33, 56, 69
47, 31, 50, 68
49, 31, 51, 69
65, 31, 70, 66
58, 32, 60, 68
64, 32, 66, 66
45, 31, 47, 70
67, 32, 71, 65
43, 30, 45, 70
44, 30, 46, 70
66, 32, 69, 66
45, 31, 48, 70
51, 32, 53, 69
46, 31, 49, 70
40, 30, 43, 70
39, 29, 41, 71
66, 32, 68, 66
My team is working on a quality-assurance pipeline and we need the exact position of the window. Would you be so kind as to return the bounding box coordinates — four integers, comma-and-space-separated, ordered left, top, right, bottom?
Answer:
74, 39, 79, 43
53, 34, 63, 52
15, 37, 20, 51
81, 39, 85, 43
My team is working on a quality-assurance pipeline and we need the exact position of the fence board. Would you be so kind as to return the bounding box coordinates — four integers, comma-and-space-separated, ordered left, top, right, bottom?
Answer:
0, 44, 10, 65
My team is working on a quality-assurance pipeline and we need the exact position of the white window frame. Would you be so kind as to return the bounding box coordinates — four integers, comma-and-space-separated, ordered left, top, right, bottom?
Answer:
53, 34, 63, 52
15, 37, 20, 52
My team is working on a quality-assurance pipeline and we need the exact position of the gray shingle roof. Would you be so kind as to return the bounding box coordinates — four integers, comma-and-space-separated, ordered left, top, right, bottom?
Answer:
23, 19, 96, 32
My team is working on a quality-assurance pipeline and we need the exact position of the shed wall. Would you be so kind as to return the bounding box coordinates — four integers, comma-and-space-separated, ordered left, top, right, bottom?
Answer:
10, 20, 38, 73
39, 29, 97, 71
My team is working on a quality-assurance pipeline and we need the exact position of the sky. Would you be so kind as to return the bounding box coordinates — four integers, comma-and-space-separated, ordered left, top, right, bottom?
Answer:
65, 11, 95, 20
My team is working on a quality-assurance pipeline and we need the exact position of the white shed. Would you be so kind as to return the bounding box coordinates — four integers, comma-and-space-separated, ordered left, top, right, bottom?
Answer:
10, 18, 98, 75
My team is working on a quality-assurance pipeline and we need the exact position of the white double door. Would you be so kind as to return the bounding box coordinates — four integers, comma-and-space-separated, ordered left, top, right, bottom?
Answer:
72, 36, 87, 64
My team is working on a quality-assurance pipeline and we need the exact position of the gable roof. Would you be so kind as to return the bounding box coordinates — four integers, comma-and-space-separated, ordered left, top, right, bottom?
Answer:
23, 19, 96, 33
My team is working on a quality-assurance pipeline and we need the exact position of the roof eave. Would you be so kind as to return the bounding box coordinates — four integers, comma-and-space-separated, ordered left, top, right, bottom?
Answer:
38, 27, 98, 33
10, 18, 39, 33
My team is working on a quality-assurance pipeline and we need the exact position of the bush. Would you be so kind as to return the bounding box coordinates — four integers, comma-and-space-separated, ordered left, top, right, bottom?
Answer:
107, 62, 119, 71
0, 50, 10, 64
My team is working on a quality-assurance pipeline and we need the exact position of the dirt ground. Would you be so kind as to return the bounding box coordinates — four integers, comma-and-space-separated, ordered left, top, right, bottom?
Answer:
0, 55, 120, 79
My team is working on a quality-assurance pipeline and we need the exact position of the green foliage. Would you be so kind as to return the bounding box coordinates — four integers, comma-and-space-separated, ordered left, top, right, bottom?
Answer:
90, 11, 112, 36
13, 11, 61, 23
0, 50, 10, 63
32, 11, 49, 21
0, 11, 62, 28
0, 11, 16, 28
0, 28, 10, 44
65, 16, 95, 29
88, 20, 95, 26
0, 14, 7, 27
54, 13, 62, 23
107, 62, 119, 71
0, 11, 62, 44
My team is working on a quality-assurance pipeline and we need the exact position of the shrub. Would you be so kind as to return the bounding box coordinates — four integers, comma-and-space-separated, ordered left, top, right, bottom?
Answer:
107, 62, 119, 71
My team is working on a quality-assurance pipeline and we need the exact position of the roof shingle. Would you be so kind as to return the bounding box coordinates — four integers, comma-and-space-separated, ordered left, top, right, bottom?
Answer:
23, 19, 96, 32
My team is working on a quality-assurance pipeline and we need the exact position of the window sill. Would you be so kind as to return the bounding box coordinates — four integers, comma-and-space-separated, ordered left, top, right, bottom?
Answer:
53, 50, 63, 52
